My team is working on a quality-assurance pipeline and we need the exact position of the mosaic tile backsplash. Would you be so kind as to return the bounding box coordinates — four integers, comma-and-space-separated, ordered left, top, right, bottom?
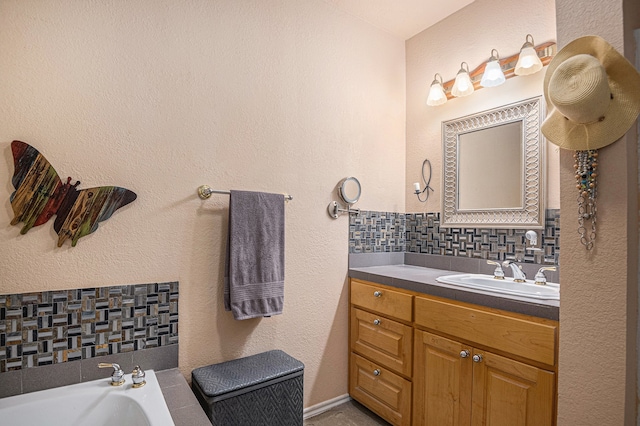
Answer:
0, 282, 178, 373
350, 210, 559, 265
349, 211, 407, 253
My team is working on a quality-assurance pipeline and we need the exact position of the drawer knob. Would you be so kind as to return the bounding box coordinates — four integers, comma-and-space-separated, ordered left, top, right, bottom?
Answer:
472, 354, 483, 363
373, 369, 381, 376
460, 350, 470, 358
373, 319, 381, 325
373, 291, 382, 297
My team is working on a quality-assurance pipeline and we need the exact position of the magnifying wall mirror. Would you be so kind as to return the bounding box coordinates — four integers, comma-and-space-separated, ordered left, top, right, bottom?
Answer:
327, 177, 361, 219
441, 97, 545, 229
338, 177, 361, 204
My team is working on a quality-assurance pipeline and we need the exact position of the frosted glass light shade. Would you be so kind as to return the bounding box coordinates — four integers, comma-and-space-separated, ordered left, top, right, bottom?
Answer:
426, 74, 447, 106
515, 35, 543, 75
451, 63, 474, 97
480, 54, 505, 88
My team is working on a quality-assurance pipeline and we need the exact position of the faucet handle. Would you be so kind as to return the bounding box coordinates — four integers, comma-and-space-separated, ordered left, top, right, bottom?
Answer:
131, 365, 146, 388
98, 363, 125, 386
534, 266, 557, 286
486, 260, 505, 280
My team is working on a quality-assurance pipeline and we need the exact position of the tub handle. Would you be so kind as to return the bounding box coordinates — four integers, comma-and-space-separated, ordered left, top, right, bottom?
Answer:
98, 363, 125, 386
132, 365, 147, 388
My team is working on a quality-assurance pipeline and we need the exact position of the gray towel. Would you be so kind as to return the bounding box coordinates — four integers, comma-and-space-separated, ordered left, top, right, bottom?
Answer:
224, 190, 285, 320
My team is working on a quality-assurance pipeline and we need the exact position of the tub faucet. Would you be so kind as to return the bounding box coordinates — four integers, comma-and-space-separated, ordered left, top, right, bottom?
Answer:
98, 363, 125, 386
502, 260, 527, 282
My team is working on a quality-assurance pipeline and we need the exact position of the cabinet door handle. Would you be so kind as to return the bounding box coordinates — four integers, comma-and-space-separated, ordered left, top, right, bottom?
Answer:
373, 291, 382, 297
373, 319, 381, 325
373, 369, 381, 376
460, 350, 470, 358
472, 354, 483, 363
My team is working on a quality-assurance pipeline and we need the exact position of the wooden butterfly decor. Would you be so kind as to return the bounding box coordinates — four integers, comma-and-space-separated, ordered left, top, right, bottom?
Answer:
9, 140, 137, 247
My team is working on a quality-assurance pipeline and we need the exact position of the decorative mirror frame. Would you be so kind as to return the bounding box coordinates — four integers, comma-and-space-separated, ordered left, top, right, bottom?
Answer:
441, 96, 545, 229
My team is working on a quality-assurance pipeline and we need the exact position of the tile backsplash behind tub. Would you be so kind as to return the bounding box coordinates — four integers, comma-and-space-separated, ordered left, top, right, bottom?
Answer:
350, 210, 559, 265
0, 282, 179, 397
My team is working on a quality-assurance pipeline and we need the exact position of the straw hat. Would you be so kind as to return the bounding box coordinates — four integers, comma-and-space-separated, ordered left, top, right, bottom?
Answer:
542, 35, 640, 150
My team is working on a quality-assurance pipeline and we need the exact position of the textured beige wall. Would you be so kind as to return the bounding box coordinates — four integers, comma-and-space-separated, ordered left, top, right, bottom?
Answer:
405, 0, 558, 214
0, 0, 406, 408
555, 0, 639, 424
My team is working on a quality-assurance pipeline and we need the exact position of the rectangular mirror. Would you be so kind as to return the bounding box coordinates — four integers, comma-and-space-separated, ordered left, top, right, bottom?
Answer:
441, 97, 545, 229
458, 121, 523, 210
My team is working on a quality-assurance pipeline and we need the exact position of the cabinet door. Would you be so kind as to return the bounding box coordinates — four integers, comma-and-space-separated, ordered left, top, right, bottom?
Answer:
413, 330, 472, 426
470, 350, 555, 426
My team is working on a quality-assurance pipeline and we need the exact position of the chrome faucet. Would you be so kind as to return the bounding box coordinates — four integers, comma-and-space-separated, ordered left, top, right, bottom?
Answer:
534, 266, 557, 285
486, 260, 505, 280
502, 260, 527, 282
131, 365, 146, 388
98, 363, 125, 386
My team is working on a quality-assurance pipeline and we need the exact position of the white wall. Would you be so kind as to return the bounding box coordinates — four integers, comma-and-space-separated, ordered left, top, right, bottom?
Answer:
0, 0, 406, 407
405, 0, 558, 214
555, 0, 639, 423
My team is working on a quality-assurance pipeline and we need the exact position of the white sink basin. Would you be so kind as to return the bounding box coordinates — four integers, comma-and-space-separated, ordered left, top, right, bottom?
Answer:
436, 273, 559, 300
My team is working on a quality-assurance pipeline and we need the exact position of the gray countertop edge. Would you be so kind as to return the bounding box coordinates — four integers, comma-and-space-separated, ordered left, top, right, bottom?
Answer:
349, 265, 559, 321
156, 368, 211, 426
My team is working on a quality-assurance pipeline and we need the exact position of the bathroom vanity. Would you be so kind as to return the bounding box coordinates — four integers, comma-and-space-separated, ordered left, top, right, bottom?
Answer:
348, 266, 558, 426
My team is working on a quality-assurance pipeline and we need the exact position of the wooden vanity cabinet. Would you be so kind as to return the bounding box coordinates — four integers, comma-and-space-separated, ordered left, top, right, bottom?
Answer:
349, 279, 413, 426
413, 330, 555, 426
348, 278, 558, 426
413, 295, 557, 426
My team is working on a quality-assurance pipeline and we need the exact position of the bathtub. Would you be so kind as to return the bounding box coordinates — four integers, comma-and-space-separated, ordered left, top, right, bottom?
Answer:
0, 369, 174, 426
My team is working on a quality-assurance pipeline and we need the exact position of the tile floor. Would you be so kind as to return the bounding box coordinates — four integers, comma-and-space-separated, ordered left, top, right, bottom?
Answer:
304, 400, 390, 426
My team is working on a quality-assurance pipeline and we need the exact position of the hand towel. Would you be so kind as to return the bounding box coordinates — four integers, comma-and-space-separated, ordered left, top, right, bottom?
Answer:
224, 190, 285, 320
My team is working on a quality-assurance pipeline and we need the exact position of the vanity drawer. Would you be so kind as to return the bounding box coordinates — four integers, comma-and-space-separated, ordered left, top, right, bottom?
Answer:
350, 307, 413, 377
414, 296, 557, 366
350, 280, 413, 322
349, 352, 411, 426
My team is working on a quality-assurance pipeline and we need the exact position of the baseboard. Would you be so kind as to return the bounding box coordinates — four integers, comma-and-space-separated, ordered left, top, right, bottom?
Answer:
303, 393, 352, 419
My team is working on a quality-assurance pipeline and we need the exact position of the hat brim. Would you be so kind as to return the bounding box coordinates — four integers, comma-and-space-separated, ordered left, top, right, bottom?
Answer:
542, 35, 640, 150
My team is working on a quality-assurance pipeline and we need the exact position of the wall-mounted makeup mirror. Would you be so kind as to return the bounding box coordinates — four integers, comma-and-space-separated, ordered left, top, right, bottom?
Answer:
327, 177, 361, 219
441, 97, 545, 229
338, 177, 361, 204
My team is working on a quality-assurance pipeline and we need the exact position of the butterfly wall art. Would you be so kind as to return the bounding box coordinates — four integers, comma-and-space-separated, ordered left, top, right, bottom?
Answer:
9, 140, 137, 247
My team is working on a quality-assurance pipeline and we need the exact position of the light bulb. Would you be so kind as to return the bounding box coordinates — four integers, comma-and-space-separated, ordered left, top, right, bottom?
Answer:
426, 73, 447, 106
480, 49, 506, 87
515, 34, 543, 76
451, 62, 474, 97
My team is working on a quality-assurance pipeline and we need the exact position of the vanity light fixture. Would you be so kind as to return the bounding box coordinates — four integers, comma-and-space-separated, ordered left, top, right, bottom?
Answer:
429, 38, 556, 106
451, 62, 474, 97
480, 49, 506, 87
514, 34, 544, 75
426, 73, 447, 106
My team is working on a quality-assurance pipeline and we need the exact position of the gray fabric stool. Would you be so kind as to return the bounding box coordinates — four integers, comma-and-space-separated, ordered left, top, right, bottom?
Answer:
191, 349, 304, 426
